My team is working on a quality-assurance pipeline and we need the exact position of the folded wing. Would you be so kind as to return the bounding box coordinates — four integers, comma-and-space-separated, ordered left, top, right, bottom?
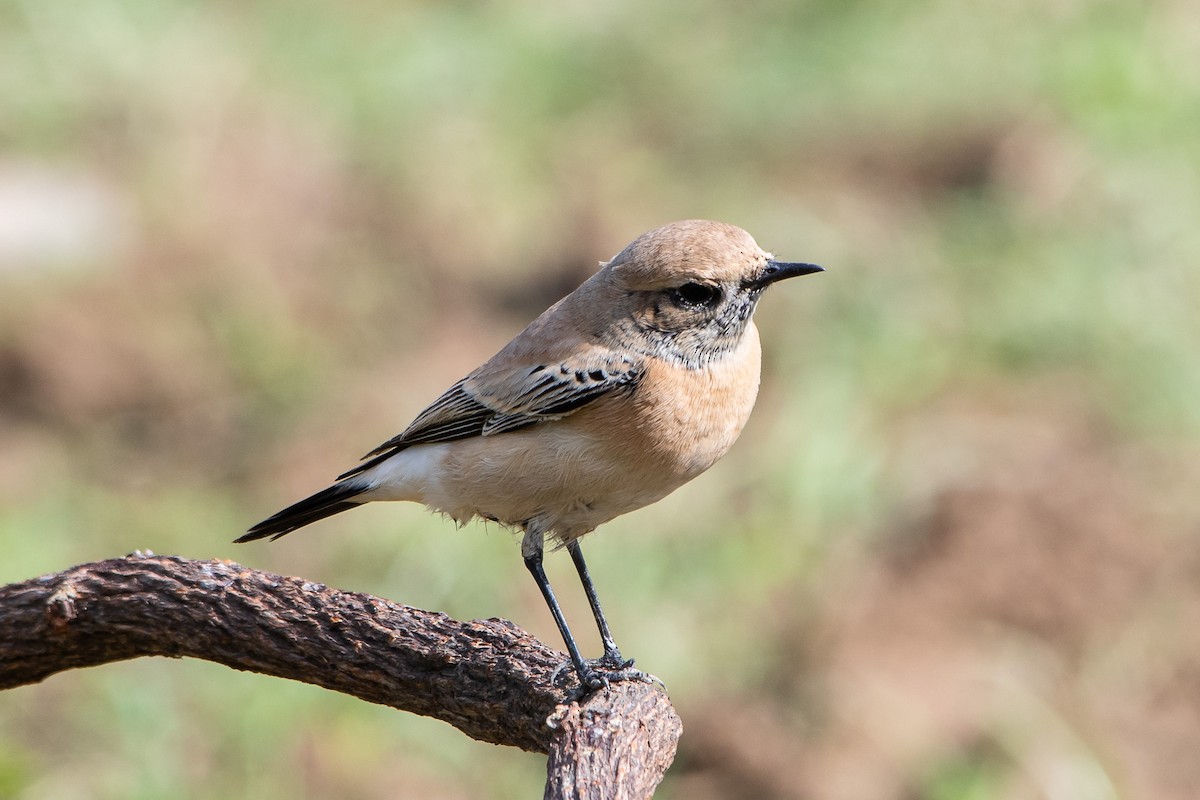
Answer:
337, 353, 642, 481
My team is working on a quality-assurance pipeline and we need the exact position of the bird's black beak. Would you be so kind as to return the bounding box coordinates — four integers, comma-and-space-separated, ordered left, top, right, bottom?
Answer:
748, 260, 825, 290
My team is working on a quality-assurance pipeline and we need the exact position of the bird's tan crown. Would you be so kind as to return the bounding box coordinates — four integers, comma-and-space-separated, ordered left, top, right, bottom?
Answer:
603, 220, 770, 289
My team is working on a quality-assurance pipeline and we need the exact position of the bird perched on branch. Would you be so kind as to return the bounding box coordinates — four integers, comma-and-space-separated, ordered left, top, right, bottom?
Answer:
237, 219, 824, 689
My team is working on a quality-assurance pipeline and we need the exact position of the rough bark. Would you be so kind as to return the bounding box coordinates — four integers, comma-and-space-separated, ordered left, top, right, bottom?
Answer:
545, 683, 683, 800
0, 553, 680, 798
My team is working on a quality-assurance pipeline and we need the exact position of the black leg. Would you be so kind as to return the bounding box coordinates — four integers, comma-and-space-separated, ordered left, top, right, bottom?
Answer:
566, 539, 631, 668
523, 535, 599, 690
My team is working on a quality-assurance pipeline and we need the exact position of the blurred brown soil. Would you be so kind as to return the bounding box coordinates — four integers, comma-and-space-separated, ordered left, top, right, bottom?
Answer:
674, 391, 1200, 800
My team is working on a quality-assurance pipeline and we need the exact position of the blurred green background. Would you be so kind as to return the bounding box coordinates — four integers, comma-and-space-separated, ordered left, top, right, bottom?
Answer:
2, 0, 1199, 797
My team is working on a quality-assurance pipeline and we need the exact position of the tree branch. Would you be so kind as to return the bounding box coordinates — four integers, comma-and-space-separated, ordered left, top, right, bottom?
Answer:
0, 553, 680, 799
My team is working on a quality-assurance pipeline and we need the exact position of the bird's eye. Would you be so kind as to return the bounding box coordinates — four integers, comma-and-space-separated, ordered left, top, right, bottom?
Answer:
668, 282, 721, 308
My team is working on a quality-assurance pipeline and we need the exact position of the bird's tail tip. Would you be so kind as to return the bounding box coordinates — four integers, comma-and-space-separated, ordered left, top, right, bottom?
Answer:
236, 481, 368, 543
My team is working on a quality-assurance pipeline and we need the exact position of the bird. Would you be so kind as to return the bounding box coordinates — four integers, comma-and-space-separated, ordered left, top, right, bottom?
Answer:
236, 219, 824, 689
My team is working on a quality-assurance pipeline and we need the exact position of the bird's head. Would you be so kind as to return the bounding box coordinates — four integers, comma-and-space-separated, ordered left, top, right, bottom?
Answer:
594, 220, 823, 366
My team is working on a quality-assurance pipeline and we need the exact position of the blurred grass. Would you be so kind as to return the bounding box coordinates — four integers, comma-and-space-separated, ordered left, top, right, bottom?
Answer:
2, 0, 1199, 797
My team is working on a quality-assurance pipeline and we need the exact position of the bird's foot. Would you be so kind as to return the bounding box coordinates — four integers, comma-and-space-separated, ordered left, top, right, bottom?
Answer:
551, 654, 654, 697
595, 648, 635, 671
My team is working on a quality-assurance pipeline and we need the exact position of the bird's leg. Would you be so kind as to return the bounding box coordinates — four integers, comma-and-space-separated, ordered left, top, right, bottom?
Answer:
522, 527, 600, 691
566, 539, 632, 669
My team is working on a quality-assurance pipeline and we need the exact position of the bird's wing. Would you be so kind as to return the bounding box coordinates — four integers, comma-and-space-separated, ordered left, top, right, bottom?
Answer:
337, 352, 643, 481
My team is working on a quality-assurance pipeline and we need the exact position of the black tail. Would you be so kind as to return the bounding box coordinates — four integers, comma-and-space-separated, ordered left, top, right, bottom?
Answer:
236, 481, 368, 543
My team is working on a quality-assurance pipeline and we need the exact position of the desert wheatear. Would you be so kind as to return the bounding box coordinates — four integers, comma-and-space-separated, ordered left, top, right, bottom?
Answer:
237, 219, 823, 688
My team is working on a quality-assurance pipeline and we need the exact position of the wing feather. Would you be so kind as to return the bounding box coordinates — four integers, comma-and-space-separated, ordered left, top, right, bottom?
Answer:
337, 355, 642, 481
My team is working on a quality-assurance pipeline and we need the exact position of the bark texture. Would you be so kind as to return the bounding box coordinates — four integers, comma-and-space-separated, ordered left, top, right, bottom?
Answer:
0, 554, 680, 798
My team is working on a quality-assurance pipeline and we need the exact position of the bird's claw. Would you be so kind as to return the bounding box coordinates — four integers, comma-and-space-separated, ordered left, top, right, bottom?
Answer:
551, 655, 654, 696
596, 649, 635, 671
